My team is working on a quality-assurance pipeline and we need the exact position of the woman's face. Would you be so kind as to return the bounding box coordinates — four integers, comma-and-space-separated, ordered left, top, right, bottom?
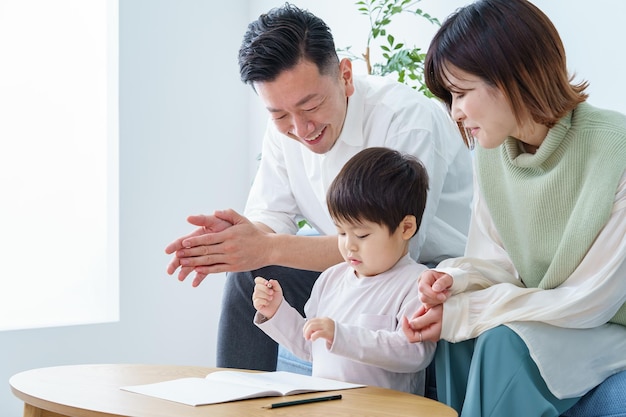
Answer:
443, 66, 520, 149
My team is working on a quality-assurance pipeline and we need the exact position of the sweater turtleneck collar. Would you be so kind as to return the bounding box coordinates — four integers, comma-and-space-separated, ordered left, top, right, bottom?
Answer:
502, 108, 575, 169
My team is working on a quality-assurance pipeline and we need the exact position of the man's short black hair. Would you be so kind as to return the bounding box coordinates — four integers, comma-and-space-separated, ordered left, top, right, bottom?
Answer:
239, 3, 339, 85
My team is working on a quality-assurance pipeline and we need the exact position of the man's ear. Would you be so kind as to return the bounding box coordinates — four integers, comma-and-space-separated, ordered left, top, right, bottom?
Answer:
400, 215, 418, 240
339, 58, 355, 97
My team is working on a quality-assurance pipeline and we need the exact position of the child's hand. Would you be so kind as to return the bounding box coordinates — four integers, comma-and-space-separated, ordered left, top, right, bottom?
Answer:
252, 277, 283, 319
303, 317, 335, 349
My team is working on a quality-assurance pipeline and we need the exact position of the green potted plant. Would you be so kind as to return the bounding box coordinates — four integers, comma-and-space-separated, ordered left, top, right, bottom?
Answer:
339, 0, 440, 97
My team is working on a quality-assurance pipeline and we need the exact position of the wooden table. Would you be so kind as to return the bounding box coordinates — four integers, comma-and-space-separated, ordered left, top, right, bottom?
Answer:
10, 364, 457, 417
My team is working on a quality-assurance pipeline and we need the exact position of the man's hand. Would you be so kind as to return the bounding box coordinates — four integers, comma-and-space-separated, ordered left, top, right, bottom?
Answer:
418, 270, 453, 310
303, 317, 335, 349
252, 277, 282, 319
164, 209, 273, 287
402, 304, 443, 343
165, 212, 234, 284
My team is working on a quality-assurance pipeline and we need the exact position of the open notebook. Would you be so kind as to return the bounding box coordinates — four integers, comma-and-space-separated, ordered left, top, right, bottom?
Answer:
121, 370, 365, 406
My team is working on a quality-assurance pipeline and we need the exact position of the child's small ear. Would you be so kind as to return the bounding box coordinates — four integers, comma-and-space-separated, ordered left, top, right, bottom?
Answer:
401, 215, 417, 240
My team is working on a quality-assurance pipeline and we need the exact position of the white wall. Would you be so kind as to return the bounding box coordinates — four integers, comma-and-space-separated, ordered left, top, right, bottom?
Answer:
3, 1, 625, 416
1, 1, 250, 415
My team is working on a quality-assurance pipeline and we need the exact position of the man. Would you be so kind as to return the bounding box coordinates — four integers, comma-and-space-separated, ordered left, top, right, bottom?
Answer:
165, 3, 473, 371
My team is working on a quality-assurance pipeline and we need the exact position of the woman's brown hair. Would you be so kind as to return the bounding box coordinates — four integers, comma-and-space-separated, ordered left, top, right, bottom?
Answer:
425, 0, 588, 148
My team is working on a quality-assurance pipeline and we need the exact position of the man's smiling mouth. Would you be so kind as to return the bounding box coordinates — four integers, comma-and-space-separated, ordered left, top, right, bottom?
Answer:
304, 126, 325, 142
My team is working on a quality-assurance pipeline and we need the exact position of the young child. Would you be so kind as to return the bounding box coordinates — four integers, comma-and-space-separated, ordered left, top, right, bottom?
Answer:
252, 147, 435, 396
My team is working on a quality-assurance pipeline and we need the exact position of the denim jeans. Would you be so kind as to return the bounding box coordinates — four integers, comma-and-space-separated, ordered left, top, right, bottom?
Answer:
562, 371, 626, 417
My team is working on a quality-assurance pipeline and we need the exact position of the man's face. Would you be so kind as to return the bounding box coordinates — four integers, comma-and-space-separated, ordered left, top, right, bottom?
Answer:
254, 58, 355, 154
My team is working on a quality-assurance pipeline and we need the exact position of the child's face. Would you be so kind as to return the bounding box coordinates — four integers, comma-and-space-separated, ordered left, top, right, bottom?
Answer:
334, 218, 411, 278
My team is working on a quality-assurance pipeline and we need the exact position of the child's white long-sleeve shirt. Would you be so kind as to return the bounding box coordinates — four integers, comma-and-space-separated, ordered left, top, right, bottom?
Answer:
255, 254, 435, 395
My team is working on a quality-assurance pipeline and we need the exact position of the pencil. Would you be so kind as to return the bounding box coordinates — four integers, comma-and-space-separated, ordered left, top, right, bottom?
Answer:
263, 394, 342, 409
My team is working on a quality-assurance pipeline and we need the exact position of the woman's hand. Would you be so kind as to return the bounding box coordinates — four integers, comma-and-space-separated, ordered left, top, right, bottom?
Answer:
402, 305, 443, 343
418, 270, 453, 309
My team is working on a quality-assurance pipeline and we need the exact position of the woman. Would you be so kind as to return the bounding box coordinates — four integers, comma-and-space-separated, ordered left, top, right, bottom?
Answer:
402, 0, 626, 416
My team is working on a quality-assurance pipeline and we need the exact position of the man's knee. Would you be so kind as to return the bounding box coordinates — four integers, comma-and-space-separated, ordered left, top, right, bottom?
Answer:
223, 271, 255, 298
